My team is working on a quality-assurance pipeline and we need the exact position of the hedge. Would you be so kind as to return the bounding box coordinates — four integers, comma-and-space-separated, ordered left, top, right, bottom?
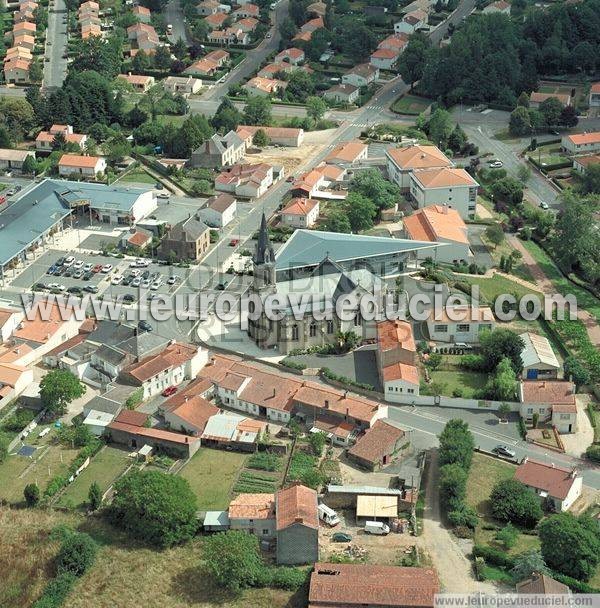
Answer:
472, 545, 516, 569
551, 572, 600, 594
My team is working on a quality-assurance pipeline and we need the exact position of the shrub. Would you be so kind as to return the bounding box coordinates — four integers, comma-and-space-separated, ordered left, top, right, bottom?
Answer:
586, 444, 600, 463
24, 483, 40, 507
472, 545, 516, 569
439, 463, 467, 510
268, 566, 309, 590
490, 479, 542, 528
57, 532, 98, 577
448, 504, 478, 529
32, 573, 77, 608
495, 523, 518, 549
438, 419, 475, 471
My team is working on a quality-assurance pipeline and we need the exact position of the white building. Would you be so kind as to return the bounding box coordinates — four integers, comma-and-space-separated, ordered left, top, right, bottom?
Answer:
409, 167, 479, 219
519, 380, 577, 434
162, 75, 203, 95
561, 132, 600, 155
201, 193, 237, 228
519, 332, 560, 380
394, 9, 427, 34
426, 305, 495, 343
58, 154, 107, 178
386, 144, 453, 191
280, 197, 320, 229
342, 63, 379, 88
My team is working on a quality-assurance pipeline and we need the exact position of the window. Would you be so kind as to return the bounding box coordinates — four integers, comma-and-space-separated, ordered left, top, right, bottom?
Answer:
434, 325, 448, 333
263, 529, 270, 535
326, 320, 334, 334
291, 324, 299, 341
388, 386, 393, 391
354, 313, 362, 326
408, 388, 414, 394
457, 324, 470, 332
527, 408, 533, 414
309, 322, 317, 337
560, 414, 571, 420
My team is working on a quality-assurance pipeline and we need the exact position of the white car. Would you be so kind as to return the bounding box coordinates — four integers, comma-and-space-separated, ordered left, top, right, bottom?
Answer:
101, 264, 113, 273
63, 256, 75, 267
48, 283, 66, 292
130, 269, 141, 277
150, 280, 162, 291
132, 277, 142, 287
539, 201, 549, 210
141, 279, 151, 289
83, 263, 93, 272
111, 275, 123, 285
157, 192, 170, 199
136, 258, 150, 267
73, 260, 84, 269
488, 161, 503, 168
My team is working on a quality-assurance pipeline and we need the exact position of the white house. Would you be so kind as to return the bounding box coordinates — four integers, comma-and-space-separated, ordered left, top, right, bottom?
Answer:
162, 75, 203, 95
394, 9, 427, 34
561, 132, 600, 155
323, 83, 359, 104
342, 64, 379, 88
0, 361, 34, 405
58, 154, 107, 178
426, 305, 495, 343
228, 493, 276, 538
0, 149, 35, 172
409, 167, 479, 220
280, 197, 320, 229
519, 332, 560, 380
589, 83, 600, 107
403, 205, 472, 264
82, 409, 116, 436
201, 193, 237, 227
519, 380, 577, 434
515, 458, 582, 511
0, 307, 24, 343
386, 144, 453, 190
482, 0, 511, 14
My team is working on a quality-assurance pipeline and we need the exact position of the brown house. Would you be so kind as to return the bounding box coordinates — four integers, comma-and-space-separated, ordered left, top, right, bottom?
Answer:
348, 419, 408, 471
159, 214, 210, 261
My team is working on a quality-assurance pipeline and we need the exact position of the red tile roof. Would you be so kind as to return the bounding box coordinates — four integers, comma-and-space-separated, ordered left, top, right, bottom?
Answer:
229, 493, 275, 519
348, 420, 405, 465
377, 320, 415, 353
108, 421, 199, 445
276, 484, 318, 530
125, 342, 198, 383
309, 563, 440, 607
521, 380, 575, 405
403, 205, 469, 244
515, 458, 579, 500
169, 396, 219, 432
114, 409, 149, 426
281, 197, 318, 216
565, 132, 600, 146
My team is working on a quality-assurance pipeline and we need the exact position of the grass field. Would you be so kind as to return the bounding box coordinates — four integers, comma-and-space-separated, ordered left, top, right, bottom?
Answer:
527, 143, 570, 167
458, 273, 542, 304
119, 168, 156, 185
56, 446, 132, 509
466, 452, 517, 518
0, 507, 304, 608
428, 369, 487, 398
391, 94, 432, 115
178, 448, 247, 510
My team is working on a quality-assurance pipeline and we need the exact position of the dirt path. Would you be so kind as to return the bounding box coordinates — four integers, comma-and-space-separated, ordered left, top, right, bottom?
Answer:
422, 451, 497, 593
508, 236, 600, 347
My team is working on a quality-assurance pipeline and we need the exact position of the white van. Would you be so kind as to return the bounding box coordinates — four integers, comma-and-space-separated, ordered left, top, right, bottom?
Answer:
318, 503, 340, 527
364, 521, 390, 535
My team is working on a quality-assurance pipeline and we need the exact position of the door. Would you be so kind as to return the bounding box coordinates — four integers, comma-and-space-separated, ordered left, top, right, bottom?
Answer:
568, 424, 572, 432
527, 369, 538, 379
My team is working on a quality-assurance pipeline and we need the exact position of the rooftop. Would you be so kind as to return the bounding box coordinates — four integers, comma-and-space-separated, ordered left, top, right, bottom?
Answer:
564, 132, 600, 146
403, 205, 469, 244
517, 573, 570, 595
348, 420, 406, 465
520, 380, 575, 405
124, 342, 199, 383
387, 144, 452, 170
281, 197, 318, 216
515, 458, 579, 500
519, 332, 560, 370
326, 140, 367, 163
377, 319, 416, 353
530, 92, 570, 105
229, 493, 275, 520
276, 484, 318, 530
412, 167, 478, 188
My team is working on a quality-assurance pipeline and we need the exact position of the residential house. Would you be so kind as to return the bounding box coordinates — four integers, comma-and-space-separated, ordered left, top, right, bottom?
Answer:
201, 411, 265, 450
4, 46, 32, 63
589, 82, 600, 107
275, 47, 305, 65
200, 192, 237, 227
163, 394, 219, 436
58, 154, 107, 178
197, 0, 220, 15
275, 484, 319, 565
159, 214, 211, 261
519, 332, 560, 380
483, 0, 511, 13
0, 149, 35, 172
530, 92, 571, 108
300, 16, 324, 33
325, 141, 368, 165
386, 144, 453, 190
4, 58, 30, 84
394, 9, 428, 34
370, 48, 401, 70
208, 27, 249, 45
236, 17, 259, 33
561, 132, 600, 155
12, 21, 36, 36
120, 229, 152, 250
342, 63, 379, 88
307, 0, 326, 15
517, 573, 571, 595
348, 419, 408, 471
0, 361, 34, 405
204, 11, 229, 28
519, 380, 577, 433
118, 73, 156, 92
409, 167, 479, 219
292, 30, 312, 43
229, 493, 276, 538
403, 205, 472, 264
280, 197, 320, 228
232, 2, 259, 18
257, 62, 292, 78
81, 23, 102, 38
514, 458, 582, 511
13, 33, 35, 50
132, 5, 151, 22
375, 319, 419, 400
426, 305, 495, 343
309, 563, 440, 608
215, 163, 274, 198
185, 58, 220, 76
378, 33, 409, 53
191, 130, 246, 168
82, 409, 117, 436
36, 124, 87, 152
323, 83, 359, 104
0, 307, 24, 343
243, 76, 286, 96
573, 154, 600, 174
162, 75, 203, 95
120, 341, 208, 399
236, 125, 304, 147
291, 169, 326, 198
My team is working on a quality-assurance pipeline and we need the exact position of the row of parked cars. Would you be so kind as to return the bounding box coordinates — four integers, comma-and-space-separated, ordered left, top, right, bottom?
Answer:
47, 256, 113, 280
110, 269, 179, 290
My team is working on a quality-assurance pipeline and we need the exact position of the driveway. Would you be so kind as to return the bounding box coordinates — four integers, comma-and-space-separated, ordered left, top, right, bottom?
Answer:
560, 396, 595, 458
467, 225, 494, 269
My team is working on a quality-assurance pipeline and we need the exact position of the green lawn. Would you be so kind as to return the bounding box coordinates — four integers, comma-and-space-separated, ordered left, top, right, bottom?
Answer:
428, 369, 487, 398
391, 94, 432, 115
178, 448, 248, 510
466, 452, 517, 518
119, 168, 157, 185
458, 273, 543, 304
56, 446, 131, 509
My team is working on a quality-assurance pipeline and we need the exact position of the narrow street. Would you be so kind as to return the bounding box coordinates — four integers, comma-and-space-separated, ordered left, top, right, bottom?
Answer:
165, 0, 190, 45
43, 0, 68, 90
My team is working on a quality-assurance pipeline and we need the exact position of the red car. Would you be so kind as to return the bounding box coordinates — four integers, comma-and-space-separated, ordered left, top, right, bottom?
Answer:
92, 264, 102, 273
229, 239, 239, 247
162, 386, 177, 397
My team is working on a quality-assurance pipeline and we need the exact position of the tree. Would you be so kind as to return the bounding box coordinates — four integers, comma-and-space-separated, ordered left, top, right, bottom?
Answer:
559, 104, 578, 128
154, 45, 172, 71
88, 481, 102, 511
253, 128, 269, 148
516, 92, 530, 108
0, 97, 35, 141
211, 97, 242, 133
563, 356, 591, 390
427, 108, 453, 149
0, 434, 8, 463
484, 357, 518, 401
279, 17, 297, 44
538, 97, 563, 126
70, 35, 122, 79
538, 513, 600, 580
582, 164, 600, 195
172, 37, 187, 60
109, 470, 198, 547
306, 96, 327, 121
39, 370, 85, 418
309, 431, 327, 456
485, 224, 504, 249
350, 169, 400, 211
345, 192, 377, 231
104, 133, 131, 165
438, 419, 475, 470
490, 478, 543, 528
338, 22, 377, 62
398, 33, 430, 90
517, 164, 531, 183
490, 176, 524, 208
320, 209, 351, 233
24, 483, 40, 507
439, 463, 468, 510
126, 105, 148, 128
448, 124, 467, 154
447, 503, 478, 529
243, 95, 272, 126
498, 402, 511, 422
285, 70, 315, 103
305, 27, 330, 61
203, 531, 266, 592
28, 58, 43, 83
22, 154, 37, 175
57, 532, 98, 577
479, 328, 524, 374
511, 550, 549, 582
509, 106, 532, 136
132, 50, 151, 73
496, 522, 518, 548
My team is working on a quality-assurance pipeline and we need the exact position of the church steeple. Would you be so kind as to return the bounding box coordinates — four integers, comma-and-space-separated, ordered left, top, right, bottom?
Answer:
254, 213, 275, 265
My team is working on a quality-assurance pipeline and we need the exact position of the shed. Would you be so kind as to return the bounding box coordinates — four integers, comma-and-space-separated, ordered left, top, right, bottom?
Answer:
138, 444, 153, 461
356, 494, 398, 520
82, 409, 115, 436
204, 510, 230, 532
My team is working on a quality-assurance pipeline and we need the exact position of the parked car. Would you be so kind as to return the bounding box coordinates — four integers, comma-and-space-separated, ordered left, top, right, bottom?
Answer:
138, 320, 153, 332
56, 257, 66, 266
73, 260, 84, 269
67, 286, 82, 295
331, 532, 352, 542
318, 503, 340, 526
229, 239, 239, 246
167, 276, 178, 285
122, 294, 135, 303
132, 277, 142, 287
539, 201, 549, 210
33, 282, 47, 291
101, 264, 113, 273
122, 275, 133, 286
63, 267, 75, 277
83, 263, 93, 272
83, 285, 98, 293
364, 521, 389, 535
157, 192, 170, 199
72, 270, 84, 279
82, 271, 93, 281
92, 264, 103, 273
111, 275, 123, 285
488, 160, 503, 168
47, 265, 58, 275
63, 256, 75, 267
162, 386, 177, 397
150, 280, 162, 291
141, 279, 151, 289
492, 445, 516, 458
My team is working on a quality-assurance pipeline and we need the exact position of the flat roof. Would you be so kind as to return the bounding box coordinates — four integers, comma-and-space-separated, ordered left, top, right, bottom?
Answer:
356, 494, 398, 518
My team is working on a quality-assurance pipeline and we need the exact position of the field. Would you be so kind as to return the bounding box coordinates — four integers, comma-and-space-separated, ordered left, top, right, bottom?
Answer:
56, 446, 132, 509
0, 507, 305, 608
427, 369, 487, 398
118, 167, 157, 185
457, 273, 543, 303
527, 143, 571, 168
177, 448, 248, 510
391, 94, 433, 115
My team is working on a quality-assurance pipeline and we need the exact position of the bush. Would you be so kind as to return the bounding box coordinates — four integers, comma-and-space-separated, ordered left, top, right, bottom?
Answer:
24, 483, 40, 507
448, 504, 478, 529
268, 566, 309, 590
472, 545, 516, 569
586, 444, 600, 463
32, 573, 77, 608
495, 523, 518, 549
438, 419, 475, 471
1, 407, 35, 432
57, 532, 98, 577
490, 479, 542, 528
439, 463, 467, 510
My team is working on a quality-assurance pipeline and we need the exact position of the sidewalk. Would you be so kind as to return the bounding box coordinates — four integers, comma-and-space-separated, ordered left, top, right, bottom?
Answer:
508, 235, 600, 347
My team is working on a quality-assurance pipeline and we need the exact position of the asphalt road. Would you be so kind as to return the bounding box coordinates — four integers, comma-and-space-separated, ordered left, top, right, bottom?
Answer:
165, 0, 190, 45
43, 0, 69, 91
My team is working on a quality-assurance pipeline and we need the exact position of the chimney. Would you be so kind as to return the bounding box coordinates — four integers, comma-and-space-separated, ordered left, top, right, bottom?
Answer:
324, 399, 329, 409
345, 407, 349, 420
551, 462, 555, 468
272, 388, 276, 397
570, 468, 578, 478
185, 395, 189, 402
